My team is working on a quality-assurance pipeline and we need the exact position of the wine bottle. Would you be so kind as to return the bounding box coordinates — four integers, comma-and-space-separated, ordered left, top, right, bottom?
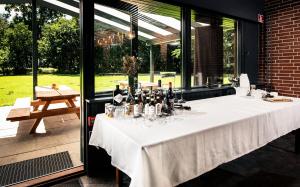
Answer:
133, 96, 140, 117
125, 87, 134, 115
155, 94, 162, 116
113, 85, 123, 106
149, 96, 156, 120
126, 87, 134, 104
138, 92, 144, 114
158, 80, 162, 88
166, 82, 175, 111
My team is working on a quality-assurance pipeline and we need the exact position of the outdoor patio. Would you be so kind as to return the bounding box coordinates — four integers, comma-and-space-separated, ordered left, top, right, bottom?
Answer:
0, 104, 81, 167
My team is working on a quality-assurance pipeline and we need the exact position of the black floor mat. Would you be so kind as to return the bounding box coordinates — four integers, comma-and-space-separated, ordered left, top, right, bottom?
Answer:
0, 151, 73, 187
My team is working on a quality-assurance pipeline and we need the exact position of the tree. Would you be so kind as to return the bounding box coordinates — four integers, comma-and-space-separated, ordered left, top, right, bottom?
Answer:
223, 29, 235, 74
39, 18, 80, 74
0, 15, 9, 74
3, 22, 32, 74
0, 15, 8, 75
0, 48, 9, 75
4, 4, 62, 38
0, 14, 8, 40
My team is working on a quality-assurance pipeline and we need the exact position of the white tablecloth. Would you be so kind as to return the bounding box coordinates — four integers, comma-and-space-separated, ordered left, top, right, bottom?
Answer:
89, 95, 300, 187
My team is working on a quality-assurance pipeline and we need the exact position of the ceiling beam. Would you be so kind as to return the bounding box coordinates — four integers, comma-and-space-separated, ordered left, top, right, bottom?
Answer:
38, 0, 78, 17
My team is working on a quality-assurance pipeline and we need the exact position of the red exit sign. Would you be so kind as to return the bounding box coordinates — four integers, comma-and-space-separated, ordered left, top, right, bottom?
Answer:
258, 14, 264, 23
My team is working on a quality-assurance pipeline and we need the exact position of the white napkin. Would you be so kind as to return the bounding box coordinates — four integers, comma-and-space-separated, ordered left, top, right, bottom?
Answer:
235, 74, 250, 96
239, 74, 250, 89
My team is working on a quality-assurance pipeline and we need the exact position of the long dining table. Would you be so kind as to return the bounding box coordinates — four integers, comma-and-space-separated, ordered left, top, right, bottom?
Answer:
89, 95, 300, 187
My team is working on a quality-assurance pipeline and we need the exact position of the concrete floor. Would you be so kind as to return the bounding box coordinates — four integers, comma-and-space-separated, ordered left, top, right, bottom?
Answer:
0, 105, 82, 167
54, 133, 300, 187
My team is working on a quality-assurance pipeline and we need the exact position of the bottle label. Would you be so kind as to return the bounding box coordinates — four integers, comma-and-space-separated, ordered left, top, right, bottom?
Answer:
144, 104, 149, 115
134, 104, 139, 117
138, 103, 143, 114
149, 105, 155, 118
124, 103, 130, 115
155, 103, 162, 116
114, 94, 123, 104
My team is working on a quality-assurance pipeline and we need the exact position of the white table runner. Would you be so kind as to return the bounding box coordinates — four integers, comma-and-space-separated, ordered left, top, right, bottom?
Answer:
89, 95, 300, 187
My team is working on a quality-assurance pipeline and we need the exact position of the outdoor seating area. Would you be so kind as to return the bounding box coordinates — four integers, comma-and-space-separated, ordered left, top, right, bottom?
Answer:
0, 84, 81, 186
6, 85, 80, 134
0, 104, 81, 167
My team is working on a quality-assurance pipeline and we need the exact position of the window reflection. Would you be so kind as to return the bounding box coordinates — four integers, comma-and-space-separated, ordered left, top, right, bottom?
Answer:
94, 5, 131, 92
191, 11, 237, 87
94, 1, 182, 92
131, 0, 182, 89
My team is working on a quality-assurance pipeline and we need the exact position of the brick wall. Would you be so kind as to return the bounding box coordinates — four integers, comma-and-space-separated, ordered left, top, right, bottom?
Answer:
259, 0, 300, 97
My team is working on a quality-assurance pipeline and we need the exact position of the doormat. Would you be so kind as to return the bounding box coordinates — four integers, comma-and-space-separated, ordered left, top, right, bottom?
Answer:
0, 151, 73, 187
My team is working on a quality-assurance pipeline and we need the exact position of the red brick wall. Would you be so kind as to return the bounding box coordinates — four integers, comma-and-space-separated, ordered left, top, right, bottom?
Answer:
259, 0, 300, 97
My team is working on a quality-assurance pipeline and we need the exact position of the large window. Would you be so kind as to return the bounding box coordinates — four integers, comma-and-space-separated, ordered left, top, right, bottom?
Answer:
191, 11, 237, 87
94, 1, 181, 92
94, 3, 131, 92
93, 2, 238, 93
132, 0, 182, 89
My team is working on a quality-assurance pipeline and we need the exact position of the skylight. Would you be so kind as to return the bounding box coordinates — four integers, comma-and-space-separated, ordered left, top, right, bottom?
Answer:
94, 4, 172, 36
138, 32, 156, 40
141, 12, 195, 30
94, 15, 129, 31
140, 12, 181, 31
95, 15, 155, 39
195, 22, 211, 27
42, 0, 155, 40
43, 0, 79, 13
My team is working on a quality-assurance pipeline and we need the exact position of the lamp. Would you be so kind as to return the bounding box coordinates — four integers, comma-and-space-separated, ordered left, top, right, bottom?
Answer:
127, 31, 136, 40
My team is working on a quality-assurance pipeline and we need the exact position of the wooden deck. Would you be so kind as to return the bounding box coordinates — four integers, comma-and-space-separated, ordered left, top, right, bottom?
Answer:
0, 104, 82, 167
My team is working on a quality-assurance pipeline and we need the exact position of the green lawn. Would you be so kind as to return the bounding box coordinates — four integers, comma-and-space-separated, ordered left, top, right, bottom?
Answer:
0, 74, 181, 106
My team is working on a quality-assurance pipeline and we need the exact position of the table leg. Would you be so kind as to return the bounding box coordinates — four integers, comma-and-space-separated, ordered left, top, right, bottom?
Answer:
295, 129, 300, 154
65, 99, 72, 107
116, 168, 122, 187
30, 101, 50, 134
31, 99, 42, 111
67, 98, 80, 119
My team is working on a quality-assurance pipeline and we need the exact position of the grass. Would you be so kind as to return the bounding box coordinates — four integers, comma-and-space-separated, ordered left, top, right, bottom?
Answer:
0, 74, 230, 106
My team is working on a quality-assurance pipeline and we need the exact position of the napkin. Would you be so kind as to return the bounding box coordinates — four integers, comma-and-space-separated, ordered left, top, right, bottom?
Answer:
239, 74, 250, 89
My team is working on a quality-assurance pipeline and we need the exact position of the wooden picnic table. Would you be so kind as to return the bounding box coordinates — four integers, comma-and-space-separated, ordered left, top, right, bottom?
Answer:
6, 86, 80, 134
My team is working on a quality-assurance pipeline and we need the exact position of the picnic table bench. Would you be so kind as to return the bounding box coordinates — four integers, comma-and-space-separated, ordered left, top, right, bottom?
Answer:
6, 86, 80, 134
